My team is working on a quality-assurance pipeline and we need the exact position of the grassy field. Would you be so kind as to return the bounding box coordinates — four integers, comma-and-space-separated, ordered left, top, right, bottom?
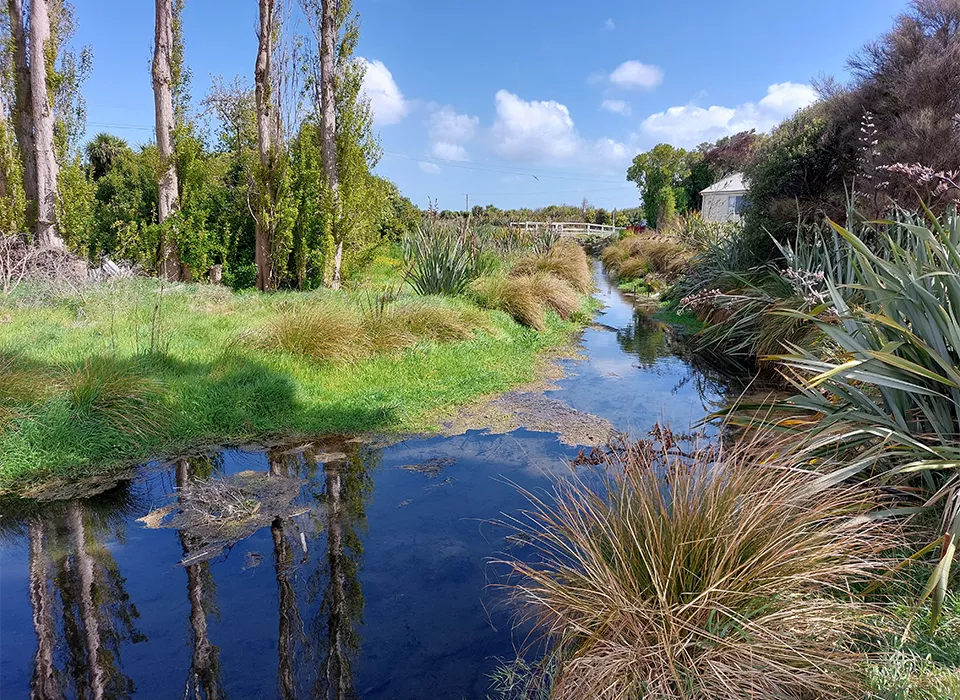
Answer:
0, 266, 590, 493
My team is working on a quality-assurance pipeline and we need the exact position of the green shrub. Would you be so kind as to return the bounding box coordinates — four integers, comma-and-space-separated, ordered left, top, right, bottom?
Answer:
762, 212, 960, 623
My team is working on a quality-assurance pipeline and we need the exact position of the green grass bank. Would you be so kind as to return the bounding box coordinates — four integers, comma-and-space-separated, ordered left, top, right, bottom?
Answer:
0, 274, 590, 495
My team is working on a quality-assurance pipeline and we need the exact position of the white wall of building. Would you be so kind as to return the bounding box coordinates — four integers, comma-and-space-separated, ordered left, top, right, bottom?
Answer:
702, 191, 747, 223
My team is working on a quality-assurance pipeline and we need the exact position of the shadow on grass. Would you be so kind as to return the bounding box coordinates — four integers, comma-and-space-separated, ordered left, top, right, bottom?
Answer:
0, 350, 398, 493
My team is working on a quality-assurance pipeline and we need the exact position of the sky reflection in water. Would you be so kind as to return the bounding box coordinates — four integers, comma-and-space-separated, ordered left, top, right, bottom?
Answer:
0, 263, 736, 698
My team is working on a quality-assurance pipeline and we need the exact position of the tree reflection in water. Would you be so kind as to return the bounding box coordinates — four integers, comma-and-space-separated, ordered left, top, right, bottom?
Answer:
176, 456, 225, 700
0, 487, 145, 700
4, 438, 379, 699
310, 443, 374, 700
616, 311, 746, 411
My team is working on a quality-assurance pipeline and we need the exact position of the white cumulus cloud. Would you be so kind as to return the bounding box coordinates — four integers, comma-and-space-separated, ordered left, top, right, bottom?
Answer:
602, 99, 631, 116
641, 82, 818, 146
758, 82, 818, 113
609, 60, 664, 90
431, 141, 469, 161
491, 89, 634, 169
418, 161, 441, 174
358, 58, 408, 126
491, 90, 581, 162
428, 107, 479, 143
427, 106, 479, 161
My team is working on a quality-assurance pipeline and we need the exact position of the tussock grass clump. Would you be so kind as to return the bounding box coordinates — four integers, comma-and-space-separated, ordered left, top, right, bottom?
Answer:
367, 302, 485, 348
60, 356, 167, 439
260, 305, 372, 363
261, 299, 490, 360
471, 276, 546, 331
0, 352, 47, 427
511, 242, 592, 293
525, 274, 579, 320
602, 235, 692, 283
500, 431, 896, 700
617, 256, 648, 281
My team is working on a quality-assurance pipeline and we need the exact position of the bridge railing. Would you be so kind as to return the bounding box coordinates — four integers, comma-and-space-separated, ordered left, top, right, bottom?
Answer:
509, 221, 624, 236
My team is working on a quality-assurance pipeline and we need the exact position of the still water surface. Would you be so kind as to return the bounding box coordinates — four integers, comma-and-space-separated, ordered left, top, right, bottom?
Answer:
0, 264, 733, 698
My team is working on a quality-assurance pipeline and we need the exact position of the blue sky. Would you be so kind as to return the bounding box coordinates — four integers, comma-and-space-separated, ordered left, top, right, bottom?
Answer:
73, 0, 908, 211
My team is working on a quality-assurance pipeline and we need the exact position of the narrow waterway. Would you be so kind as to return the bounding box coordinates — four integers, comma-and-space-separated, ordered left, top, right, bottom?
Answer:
0, 263, 733, 699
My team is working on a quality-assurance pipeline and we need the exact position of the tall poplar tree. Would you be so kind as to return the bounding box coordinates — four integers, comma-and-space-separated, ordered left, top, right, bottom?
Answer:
152, 0, 182, 279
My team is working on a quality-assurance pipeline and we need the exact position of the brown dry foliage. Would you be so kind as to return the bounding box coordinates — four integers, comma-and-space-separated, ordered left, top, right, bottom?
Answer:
471, 275, 547, 331
602, 236, 693, 281
526, 274, 580, 320
499, 431, 899, 700
511, 242, 592, 294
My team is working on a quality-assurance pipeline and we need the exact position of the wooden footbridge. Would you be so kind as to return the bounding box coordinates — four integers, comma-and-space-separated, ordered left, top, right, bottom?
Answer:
509, 221, 625, 238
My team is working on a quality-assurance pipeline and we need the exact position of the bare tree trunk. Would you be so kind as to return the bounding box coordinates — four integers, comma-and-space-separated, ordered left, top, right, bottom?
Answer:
7, 0, 37, 231
28, 520, 63, 700
323, 461, 351, 697
0, 101, 8, 203
254, 0, 277, 291
27, 0, 62, 248
319, 0, 342, 290
269, 453, 297, 699
67, 501, 105, 700
176, 459, 221, 700
153, 0, 183, 281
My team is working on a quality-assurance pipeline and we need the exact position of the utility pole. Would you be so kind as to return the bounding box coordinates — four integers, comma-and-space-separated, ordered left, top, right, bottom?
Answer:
465, 193, 470, 214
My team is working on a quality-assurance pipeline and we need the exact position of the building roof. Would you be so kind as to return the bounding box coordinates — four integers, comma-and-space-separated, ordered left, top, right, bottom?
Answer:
701, 172, 748, 195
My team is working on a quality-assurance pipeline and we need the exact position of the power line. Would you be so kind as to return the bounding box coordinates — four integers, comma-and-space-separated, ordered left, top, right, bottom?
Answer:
467, 185, 634, 197
87, 121, 155, 132
383, 150, 629, 184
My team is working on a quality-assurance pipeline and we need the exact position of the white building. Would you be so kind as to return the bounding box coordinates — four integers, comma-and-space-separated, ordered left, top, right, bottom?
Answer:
700, 172, 749, 223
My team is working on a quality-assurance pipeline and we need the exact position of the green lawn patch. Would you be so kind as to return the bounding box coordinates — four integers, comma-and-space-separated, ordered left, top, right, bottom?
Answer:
0, 277, 585, 493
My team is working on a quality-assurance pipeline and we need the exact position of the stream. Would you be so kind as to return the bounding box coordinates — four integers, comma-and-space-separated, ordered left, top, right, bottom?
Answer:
0, 263, 735, 699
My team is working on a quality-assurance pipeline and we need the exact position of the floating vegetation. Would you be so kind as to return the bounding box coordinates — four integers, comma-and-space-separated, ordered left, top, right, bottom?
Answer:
139, 468, 308, 565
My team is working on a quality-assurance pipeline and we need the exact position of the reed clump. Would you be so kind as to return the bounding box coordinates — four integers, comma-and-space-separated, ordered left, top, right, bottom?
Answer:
499, 430, 898, 700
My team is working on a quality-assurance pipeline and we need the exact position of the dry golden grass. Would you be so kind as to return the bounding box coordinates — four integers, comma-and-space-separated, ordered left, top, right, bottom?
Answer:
602, 235, 692, 282
527, 273, 580, 320
261, 299, 493, 359
382, 303, 478, 343
362, 313, 419, 354
261, 305, 372, 363
512, 242, 592, 294
471, 275, 547, 331
617, 256, 648, 280
499, 432, 898, 700
640, 238, 693, 276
